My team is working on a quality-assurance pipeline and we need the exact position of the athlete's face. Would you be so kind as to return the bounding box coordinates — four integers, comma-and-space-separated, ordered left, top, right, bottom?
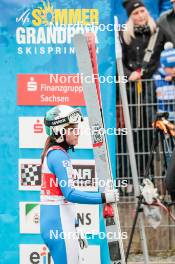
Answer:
131, 7, 149, 26
65, 124, 80, 146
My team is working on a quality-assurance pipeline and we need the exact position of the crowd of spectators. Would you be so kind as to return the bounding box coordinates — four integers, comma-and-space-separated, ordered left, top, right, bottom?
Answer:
118, 0, 175, 82
116, 0, 175, 195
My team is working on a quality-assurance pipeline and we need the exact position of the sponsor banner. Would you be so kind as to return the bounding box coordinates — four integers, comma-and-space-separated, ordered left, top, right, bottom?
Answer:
20, 244, 100, 264
20, 244, 53, 264
19, 117, 92, 149
19, 202, 40, 234
19, 159, 41, 191
17, 74, 85, 106
75, 204, 99, 234
79, 246, 100, 264
19, 159, 97, 192
71, 159, 97, 192
20, 202, 99, 234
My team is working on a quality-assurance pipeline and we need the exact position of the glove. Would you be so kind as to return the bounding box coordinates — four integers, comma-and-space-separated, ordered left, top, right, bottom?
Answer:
140, 179, 158, 204
103, 189, 119, 204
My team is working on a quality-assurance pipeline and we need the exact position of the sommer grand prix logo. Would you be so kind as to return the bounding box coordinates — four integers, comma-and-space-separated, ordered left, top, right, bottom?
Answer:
16, 0, 99, 27
15, 0, 99, 54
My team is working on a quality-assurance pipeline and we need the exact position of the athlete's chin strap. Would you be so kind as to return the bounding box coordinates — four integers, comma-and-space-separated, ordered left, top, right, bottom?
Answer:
51, 134, 76, 152
70, 145, 75, 152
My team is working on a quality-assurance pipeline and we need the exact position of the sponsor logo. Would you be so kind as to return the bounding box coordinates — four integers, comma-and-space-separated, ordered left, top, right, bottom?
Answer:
92, 123, 103, 146
19, 159, 97, 192
16, 1, 99, 27
19, 159, 41, 191
27, 77, 38, 91
20, 244, 53, 264
15, 1, 99, 55
19, 202, 40, 234
20, 244, 100, 264
75, 204, 99, 234
17, 74, 85, 106
73, 164, 96, 189
20, 202, 99, 234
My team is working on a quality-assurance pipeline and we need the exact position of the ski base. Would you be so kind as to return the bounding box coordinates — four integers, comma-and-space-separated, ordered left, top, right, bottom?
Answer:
73, 33, 125, 264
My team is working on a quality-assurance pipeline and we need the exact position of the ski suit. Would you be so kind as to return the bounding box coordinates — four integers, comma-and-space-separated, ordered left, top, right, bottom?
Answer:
40, 146, 104, 264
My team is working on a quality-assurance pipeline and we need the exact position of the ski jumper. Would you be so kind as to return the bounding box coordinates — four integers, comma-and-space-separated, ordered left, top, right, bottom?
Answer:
40, 146, 103, 264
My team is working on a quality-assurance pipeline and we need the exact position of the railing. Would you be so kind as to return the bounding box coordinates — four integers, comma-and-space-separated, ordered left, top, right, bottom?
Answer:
116, 79, 175, 258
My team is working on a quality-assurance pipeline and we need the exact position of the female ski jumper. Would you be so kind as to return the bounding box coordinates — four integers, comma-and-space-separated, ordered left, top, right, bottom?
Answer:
40, 146, 104, 264
40, 105, 118, 264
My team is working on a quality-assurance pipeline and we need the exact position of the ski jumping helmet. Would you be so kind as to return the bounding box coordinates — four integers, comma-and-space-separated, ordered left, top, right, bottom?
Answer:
44, 105, 83, 143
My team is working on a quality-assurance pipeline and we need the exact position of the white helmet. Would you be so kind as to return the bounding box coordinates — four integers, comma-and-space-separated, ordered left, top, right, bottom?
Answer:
44, 105, 83, 143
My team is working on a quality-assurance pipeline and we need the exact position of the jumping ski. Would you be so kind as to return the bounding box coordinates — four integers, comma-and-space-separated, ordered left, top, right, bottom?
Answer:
73, 33, 125, 264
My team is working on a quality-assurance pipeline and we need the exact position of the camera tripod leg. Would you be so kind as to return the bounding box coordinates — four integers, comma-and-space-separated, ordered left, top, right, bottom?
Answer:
144, 130, 159, 180
125, 197, 143, 263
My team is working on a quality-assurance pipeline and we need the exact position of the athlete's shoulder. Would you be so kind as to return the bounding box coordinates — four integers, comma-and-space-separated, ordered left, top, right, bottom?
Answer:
47, 148, 71, 173
47, 148, 70, 162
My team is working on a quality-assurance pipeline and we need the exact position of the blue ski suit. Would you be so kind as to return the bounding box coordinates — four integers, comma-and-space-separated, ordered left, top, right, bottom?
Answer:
40, 146, 104, 264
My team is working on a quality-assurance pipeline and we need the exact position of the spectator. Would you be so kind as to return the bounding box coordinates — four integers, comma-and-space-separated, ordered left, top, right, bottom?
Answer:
117, 0, 157, 190
153, 42, 175, 120
114, 0, 172, 25
120, 0, 160, 80
157, 0, 175, 46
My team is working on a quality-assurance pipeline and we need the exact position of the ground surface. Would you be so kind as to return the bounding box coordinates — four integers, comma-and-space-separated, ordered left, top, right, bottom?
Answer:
128, 254, 175, 264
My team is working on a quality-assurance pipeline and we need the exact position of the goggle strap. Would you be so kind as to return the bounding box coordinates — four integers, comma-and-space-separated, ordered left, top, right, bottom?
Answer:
44, 109, 83, 127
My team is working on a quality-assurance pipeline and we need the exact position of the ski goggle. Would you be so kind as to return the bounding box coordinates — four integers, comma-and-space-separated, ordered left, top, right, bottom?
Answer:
44, 109, 83, 127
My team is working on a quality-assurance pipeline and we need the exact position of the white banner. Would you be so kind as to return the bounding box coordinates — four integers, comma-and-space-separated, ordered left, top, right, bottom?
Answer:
18, 159, 41, 191
18, 159, 98, 192
75, 204, 99, 234
19, 202, 99, 235
20, 244, 53, 264
20, 244, 100, 264
19, 117, 92, 149
19, 202, 40, 234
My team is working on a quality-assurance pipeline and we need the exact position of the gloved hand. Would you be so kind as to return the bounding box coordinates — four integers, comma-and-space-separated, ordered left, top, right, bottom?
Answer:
103, 189, 120, 204
140, 179, 159, 204
152, 119, 175, 137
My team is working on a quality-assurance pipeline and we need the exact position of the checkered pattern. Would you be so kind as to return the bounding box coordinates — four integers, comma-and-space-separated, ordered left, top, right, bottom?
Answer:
21, 164, 41, 186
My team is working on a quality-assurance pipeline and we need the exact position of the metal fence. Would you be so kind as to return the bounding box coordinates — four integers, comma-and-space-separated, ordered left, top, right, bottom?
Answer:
116, 79, 175, 259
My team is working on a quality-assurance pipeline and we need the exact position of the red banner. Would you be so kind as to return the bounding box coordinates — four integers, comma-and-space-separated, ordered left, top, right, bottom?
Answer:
17, 74, 85, 106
